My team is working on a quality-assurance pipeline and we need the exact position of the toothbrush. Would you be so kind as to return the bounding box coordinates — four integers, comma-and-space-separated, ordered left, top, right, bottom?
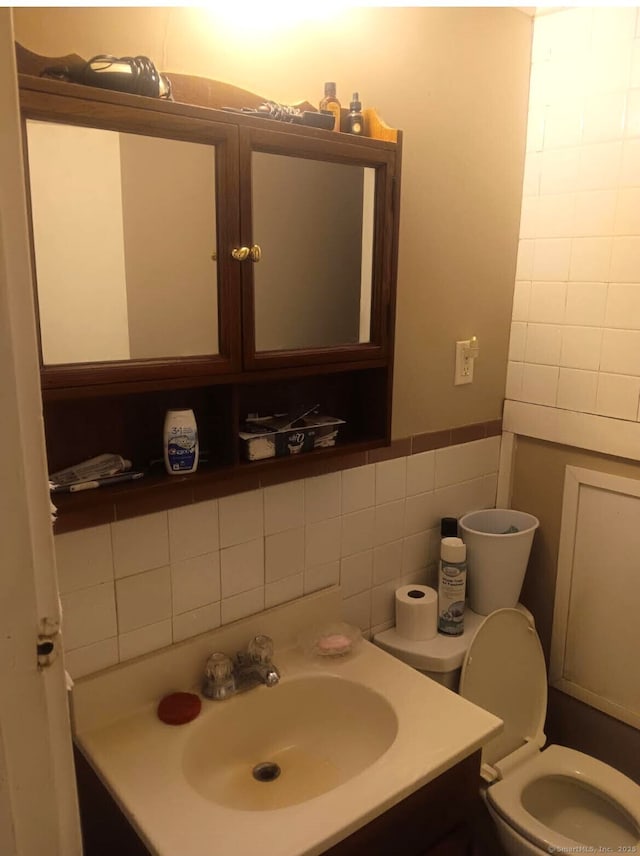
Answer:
51, 471, 144, 493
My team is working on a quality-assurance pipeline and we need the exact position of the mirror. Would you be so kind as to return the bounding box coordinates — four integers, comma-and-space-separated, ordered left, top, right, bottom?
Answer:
26, 120, 219, 365
252, 153, 375, 353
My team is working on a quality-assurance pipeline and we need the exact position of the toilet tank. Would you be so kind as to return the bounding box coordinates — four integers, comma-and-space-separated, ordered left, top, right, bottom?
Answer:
416, 665, 462, 692
374, 604, 533, 693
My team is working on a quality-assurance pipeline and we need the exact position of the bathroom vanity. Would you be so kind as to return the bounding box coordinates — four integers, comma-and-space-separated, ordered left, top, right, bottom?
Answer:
71, 590, 502, 856
76, 745, 482, 856
16, 45, 402, 533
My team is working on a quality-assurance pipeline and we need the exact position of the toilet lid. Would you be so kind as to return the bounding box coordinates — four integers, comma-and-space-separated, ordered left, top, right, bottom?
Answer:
459, 608, 547, 769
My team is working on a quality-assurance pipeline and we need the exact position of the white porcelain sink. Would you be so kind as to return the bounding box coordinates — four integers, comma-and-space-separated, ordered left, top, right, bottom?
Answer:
73, 589, 503, 856
182, 675, 398, 810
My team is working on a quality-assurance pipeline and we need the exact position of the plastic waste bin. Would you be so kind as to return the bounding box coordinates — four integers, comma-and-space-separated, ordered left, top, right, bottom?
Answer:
458, 508, 539, 615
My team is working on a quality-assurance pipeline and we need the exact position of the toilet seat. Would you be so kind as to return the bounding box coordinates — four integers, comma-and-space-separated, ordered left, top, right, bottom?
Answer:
459, 609, 640, 853
487, 744, 640, 852
459, 608, 547, 777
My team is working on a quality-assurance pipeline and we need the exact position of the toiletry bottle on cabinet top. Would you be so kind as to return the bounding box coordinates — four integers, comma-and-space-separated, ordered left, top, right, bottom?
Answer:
164, 409, 199, 475
347, 92, 364, 135
319, 82, 341, 132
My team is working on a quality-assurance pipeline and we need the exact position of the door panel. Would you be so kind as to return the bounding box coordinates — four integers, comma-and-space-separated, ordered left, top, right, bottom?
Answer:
0, 11, 82, 854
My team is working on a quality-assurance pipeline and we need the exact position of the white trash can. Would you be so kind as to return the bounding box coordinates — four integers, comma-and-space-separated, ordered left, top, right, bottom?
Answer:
458, 509, 539, 615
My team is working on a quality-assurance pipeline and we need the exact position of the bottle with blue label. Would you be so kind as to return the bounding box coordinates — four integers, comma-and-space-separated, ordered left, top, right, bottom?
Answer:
437, 536, 467, 636
163, 409, 199, 475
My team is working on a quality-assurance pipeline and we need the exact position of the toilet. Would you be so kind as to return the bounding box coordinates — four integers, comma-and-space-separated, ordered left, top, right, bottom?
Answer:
374, 606, 640, 856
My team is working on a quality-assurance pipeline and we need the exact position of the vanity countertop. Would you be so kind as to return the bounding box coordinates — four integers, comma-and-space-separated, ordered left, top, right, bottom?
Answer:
72, 589, 502, 856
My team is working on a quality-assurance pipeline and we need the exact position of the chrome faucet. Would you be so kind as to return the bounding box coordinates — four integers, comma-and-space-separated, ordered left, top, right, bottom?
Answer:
202, 634, 280, 700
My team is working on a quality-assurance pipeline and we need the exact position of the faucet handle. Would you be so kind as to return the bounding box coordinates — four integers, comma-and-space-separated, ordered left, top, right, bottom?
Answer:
248, 634, 274, 664
203, 652, 235, 700
205, 651, 234, 682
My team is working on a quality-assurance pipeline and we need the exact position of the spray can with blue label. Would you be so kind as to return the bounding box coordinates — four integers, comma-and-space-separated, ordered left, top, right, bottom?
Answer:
437, 536, 467, 636
163, 409, 199, 475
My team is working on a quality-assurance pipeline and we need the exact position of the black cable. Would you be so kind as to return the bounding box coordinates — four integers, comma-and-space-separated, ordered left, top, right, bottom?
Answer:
42, 54, 172, 100
84, 54, 172, 99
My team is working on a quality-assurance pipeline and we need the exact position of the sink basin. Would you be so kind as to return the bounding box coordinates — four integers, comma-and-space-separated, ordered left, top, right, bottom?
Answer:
182, 674, 398, 810
73, 590, 503, 856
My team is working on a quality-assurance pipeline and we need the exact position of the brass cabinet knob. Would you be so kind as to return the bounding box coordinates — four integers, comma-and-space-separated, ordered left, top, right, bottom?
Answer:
231, 246, 251, 261
231, 245, 261, 262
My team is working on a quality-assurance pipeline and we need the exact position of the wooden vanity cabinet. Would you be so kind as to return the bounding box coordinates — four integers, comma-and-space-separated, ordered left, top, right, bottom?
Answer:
75, 745, 483, 856
17, 55, 402, 532
321, 751, 481, 856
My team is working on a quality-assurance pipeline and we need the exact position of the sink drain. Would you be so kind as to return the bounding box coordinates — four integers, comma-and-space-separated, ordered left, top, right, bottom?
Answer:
252, 762, 281, 783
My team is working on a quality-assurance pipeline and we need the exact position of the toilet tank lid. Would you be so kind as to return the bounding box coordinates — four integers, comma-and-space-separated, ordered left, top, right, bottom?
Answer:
459, 608, 547, 768
373, 608, 486, 672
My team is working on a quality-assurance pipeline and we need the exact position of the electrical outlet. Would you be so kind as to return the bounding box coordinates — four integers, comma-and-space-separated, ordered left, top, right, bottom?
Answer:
454, 337, 479, 386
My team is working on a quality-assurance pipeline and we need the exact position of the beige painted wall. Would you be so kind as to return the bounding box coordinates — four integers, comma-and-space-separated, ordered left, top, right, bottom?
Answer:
13, 5, 532, 436
511, 435, 640, 783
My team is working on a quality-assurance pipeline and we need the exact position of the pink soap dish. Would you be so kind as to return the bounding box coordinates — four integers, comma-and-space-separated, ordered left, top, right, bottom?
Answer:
304, 622, 362, 658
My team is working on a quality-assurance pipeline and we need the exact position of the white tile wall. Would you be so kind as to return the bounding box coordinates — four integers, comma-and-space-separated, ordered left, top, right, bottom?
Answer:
305, 517, 341, 567
170, 552, 220, 615
112, 512, 169, 579
219, 489, 263, 547
265, 573, 303, 609
220, 538, 264, 597
56, 437, 501, 678
406, 452, 435, 497
168, 499, 219, 562
115, 567, 171, 633
173, 602, 220, 643
264, 527, 305, 582
340, 550, 373, 598
509, 7, 640, 427
557, 368, 599, 412
373, 500, 405, 546
263, 481, 305, 535
341, 464, 375, 512
560, 326, 602, 371
606, 282, 640, 328
404, 492, 436, 537
341, 508, 375, 557
304, 472, 341, 523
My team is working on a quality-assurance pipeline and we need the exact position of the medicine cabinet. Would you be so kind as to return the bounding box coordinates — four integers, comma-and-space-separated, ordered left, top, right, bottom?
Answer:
17, 45, 402, 532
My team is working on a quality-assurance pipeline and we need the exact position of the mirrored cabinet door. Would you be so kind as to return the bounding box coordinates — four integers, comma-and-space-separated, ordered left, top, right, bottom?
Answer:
20, 87, 242, 388
239, 128, 396, 370
27, 122, 220, 364
252, 153, 375, 352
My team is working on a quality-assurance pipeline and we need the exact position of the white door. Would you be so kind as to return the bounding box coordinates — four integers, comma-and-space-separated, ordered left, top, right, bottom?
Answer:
0, 9, 82, 855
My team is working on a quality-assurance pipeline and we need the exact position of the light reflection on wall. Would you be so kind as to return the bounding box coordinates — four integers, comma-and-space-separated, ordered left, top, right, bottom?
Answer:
204, 1, 347, 38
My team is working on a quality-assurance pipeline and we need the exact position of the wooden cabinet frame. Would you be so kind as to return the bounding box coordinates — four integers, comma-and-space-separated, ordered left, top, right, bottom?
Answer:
16, 55, 402, 531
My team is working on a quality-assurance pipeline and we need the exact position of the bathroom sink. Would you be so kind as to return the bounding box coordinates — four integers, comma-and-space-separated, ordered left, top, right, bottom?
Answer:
72, 590, 503, 856
182, 675, 398, 810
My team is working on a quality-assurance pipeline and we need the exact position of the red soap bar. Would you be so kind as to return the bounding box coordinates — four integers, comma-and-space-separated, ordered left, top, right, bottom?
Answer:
157, 692, 201, 725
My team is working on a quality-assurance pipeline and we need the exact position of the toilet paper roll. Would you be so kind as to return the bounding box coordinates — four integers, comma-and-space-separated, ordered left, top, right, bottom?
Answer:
395, 585, 438, 641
